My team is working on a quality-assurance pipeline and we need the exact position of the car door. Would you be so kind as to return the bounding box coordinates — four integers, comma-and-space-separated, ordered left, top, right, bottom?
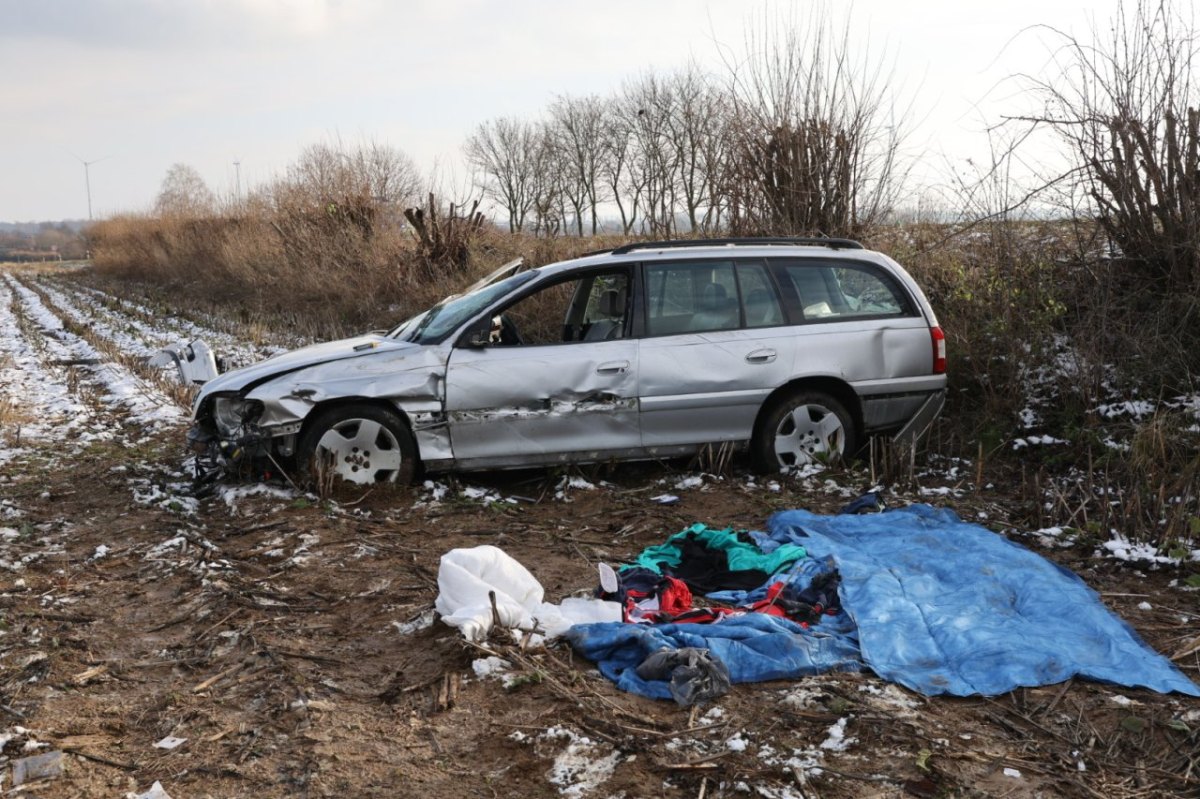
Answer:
772, 257, 934, 431
443, 269, 641, 467
638, 259, 794, 448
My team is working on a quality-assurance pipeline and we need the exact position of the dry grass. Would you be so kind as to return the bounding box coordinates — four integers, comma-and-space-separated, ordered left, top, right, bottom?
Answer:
87, 211, 1200, 546
0, 387, 26, 437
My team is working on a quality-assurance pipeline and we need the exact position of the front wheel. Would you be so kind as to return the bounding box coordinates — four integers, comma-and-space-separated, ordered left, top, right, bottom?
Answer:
752, 391, 856, 473
296, 403, 417, 486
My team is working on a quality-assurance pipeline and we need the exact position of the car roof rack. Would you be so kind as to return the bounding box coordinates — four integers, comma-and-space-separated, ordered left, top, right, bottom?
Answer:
610, 237, 864, 255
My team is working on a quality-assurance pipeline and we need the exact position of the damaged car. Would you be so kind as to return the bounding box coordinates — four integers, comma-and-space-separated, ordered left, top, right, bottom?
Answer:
185, 237, 947, 488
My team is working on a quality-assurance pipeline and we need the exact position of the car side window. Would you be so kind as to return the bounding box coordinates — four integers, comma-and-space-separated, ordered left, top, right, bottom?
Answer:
645, 260, 739, 336
495, 271, 629, 346
737, 262, 785, 328
779, 261, 908, 321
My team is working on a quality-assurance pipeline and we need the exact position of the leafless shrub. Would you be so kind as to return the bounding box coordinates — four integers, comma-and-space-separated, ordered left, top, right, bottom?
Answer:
1022, 0, 1199, 290
721, 7, 909, 237
403, 193, 487, 275
1002, 0, 1200, 391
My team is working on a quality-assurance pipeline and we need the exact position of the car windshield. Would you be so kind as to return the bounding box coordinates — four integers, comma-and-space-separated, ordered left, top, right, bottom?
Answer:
389, 270, 537, 344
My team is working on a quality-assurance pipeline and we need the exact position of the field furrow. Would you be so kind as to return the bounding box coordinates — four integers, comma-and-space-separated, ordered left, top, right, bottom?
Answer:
0, 278, 105, 465
5, 274, 184, 430
51, 277, 295, 369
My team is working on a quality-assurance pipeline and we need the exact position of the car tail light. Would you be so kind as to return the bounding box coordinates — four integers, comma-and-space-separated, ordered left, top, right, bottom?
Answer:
931, 326, 946, 374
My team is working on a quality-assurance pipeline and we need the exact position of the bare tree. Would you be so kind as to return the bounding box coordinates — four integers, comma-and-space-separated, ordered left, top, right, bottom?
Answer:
660, 65, 728, 233
722, 7, 909, 237
548, 94, 607, 235
348, 141, 423, 208
623, 72, 683, 236
155, 163, 215, 216
598, 93, 646, 235
530, 124, 567, 237
1020, 0, 1200, 290
465, 117, 542, 233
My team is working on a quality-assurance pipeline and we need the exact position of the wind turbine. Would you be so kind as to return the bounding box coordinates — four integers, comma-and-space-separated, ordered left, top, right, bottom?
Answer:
66, 150, 113, 220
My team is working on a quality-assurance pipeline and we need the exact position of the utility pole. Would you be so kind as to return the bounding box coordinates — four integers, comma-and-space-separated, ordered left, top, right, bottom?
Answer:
233, 159, 242, 202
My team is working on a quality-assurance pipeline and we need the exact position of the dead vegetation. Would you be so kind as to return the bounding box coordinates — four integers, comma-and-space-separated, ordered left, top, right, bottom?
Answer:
0, 419, 1197, 798
1, 259, 1198, 797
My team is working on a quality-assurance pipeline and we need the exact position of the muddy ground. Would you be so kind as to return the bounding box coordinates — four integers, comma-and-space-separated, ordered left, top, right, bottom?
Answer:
0, 267, 1198, 798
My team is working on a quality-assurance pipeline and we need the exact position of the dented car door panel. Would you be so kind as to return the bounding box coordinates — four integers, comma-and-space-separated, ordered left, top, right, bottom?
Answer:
639, 328, 793, 447
443, 339, 640, 466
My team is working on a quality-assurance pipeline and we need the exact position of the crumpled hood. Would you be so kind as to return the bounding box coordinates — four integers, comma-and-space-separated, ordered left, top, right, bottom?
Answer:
197, 334, 417, 399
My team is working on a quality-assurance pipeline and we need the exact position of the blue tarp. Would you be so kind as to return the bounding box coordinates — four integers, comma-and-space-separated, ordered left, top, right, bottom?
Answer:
566, 612, 862, 701
568, 505, 1200, 699
766, 505, 1199, 696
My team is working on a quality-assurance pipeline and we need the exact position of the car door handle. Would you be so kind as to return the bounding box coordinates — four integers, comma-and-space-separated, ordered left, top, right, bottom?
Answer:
596, 360, 630, 374
745, 349, 777, 364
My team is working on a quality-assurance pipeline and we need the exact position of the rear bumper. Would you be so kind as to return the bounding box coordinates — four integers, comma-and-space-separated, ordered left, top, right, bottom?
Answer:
890, 390, 946, 446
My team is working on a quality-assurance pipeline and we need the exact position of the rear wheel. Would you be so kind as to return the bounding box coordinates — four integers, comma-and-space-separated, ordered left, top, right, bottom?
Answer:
752, 390, 856, 473
297, 403, 417, 486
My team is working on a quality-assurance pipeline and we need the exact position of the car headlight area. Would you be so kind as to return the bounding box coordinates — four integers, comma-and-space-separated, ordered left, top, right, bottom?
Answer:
212, 396, 264, 437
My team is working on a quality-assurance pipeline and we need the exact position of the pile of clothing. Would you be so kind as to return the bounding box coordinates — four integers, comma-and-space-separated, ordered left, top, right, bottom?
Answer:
436, 501, 1200, 707
565, 504, 1200, 706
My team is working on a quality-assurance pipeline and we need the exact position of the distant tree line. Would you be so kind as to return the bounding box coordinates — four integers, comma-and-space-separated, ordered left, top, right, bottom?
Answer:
465, 12, 906, 240
0, 221, 87, 261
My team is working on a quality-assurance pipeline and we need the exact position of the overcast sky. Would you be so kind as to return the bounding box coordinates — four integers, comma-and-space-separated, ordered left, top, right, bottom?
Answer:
0, 0, 1123, 222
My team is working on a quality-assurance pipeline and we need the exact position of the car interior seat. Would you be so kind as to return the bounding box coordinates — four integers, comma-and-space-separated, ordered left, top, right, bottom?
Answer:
745, 288, 783, 327
583, 288, 626, 341
692, 282, 739, 331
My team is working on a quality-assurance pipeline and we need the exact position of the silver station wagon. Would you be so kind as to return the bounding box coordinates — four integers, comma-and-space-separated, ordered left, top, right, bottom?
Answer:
187, 238, 947, 486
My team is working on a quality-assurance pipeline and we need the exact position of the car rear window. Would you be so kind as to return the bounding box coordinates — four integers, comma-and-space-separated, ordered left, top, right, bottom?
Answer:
777, 261, 910, 321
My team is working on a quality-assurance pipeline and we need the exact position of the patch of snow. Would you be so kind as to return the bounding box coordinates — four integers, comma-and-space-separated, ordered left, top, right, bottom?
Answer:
471, 656, 518, 688
217, 483, 297, 513
857, 682, 920, 714
726, 733, 749, 752
1101, 534, 1181, 565
391, 610, 435, 635
819, 717, 855, 751
462, 485, 514, 505
146, 535, 188, 559
919, 485, 964, 498
537, 726, 622, 798
1109, 694, 1141, 707
1095, 400, 1156, 419
1012, 434, 1068, 450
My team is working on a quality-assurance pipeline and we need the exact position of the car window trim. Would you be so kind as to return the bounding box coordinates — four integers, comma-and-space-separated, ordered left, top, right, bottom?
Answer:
640, 257, 799, 338
768, 257, 918, 325
453, 264, 634, 349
